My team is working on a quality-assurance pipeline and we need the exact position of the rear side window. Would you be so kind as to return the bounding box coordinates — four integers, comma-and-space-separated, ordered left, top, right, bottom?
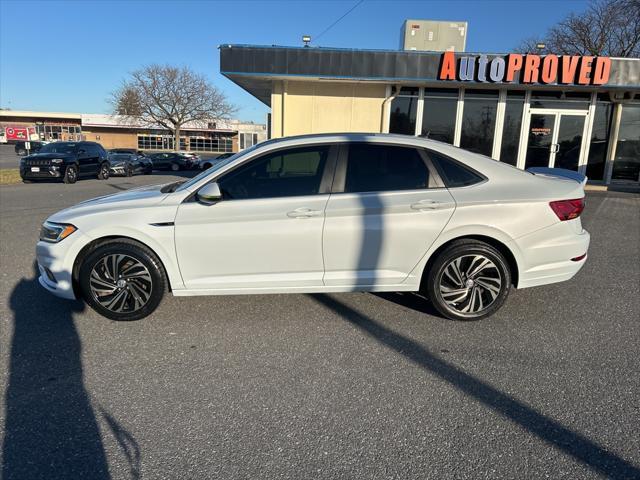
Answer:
345, 144, 429, 193
428, 150, 484, 188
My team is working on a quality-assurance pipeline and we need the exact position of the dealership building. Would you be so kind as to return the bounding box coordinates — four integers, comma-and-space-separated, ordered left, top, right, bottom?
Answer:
0, 111, 267, 154
220, 43, 640, 185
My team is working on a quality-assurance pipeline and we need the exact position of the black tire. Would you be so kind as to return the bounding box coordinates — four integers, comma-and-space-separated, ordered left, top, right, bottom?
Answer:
424, 239, 511, 321
126, 164, 134, 177
144, 166, 152, 175
97, 162, 110, 180
203, 163, 211, 170
79, 240, 166, 321
170, 162, 180, 172
63, 165, 78, 184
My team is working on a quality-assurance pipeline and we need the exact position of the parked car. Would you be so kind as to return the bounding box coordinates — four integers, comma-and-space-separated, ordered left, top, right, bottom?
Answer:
109, 148, 147, 156
199, 152, 235, 170
34, 133, 590, 321
15, 140, 48, 156
20, 141, 110, 184
108, 153, 153, 176
148, 152, 199, 171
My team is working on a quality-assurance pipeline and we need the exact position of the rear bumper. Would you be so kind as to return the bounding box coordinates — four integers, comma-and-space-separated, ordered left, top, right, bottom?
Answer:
516, 222, 590, 289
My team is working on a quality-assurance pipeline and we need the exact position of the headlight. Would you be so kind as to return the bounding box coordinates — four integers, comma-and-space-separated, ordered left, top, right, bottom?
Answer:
40, 221, 77, 243
51, 158, 64, 164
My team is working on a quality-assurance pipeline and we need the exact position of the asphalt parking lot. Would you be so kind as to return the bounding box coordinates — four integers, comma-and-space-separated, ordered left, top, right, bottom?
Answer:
1, 175, 639, 479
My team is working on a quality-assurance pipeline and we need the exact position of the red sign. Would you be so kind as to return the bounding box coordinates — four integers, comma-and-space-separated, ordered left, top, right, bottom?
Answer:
439, 52, 611, 85
5, 127, 29, 141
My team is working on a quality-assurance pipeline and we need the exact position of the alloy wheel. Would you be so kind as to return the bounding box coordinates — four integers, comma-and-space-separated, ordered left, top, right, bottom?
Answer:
89, 254, 153, 313
438, 254, 502, 314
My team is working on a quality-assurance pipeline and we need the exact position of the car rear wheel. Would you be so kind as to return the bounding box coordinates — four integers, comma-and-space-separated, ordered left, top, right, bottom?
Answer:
424, 239, 511, 321
98, 162, 110, 180
79, 240, 166, 321
63, 165, 78, 184
170, 163, 180, 172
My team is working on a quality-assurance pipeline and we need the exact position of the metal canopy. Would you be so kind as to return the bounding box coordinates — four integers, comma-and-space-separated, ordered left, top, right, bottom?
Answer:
219, 44, 640, 107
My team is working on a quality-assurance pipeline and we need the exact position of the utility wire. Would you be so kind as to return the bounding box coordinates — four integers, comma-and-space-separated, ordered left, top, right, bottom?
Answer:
314, 0, 366, 43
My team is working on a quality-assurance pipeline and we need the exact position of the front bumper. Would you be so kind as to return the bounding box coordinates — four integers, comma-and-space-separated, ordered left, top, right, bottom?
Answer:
35, 230, 92, 300
20, 165, 63, 179
109, 164, 126, 175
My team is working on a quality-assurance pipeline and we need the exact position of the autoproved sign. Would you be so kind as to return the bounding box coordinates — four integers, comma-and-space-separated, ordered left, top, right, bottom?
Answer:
439, 51, 611, 85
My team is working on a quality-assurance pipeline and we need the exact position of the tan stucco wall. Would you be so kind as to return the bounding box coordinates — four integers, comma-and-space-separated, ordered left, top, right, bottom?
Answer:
82, 128, 138, 149
270, 81, 386, 138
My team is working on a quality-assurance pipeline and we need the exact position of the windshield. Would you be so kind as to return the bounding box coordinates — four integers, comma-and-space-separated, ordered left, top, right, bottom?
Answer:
38, 143, 77, 154
175, 147, 259, 192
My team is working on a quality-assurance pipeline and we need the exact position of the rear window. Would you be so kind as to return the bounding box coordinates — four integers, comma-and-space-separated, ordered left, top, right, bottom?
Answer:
428, 150, 484, 188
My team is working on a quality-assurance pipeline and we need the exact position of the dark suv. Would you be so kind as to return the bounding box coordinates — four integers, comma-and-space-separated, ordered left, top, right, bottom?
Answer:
20, 141, 110, 184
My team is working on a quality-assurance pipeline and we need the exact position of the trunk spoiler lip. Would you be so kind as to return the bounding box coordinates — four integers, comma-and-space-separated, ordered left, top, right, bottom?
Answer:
526, 167, 588, 186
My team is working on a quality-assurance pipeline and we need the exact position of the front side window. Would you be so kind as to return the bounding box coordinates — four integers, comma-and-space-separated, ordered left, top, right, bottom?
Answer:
218, 146, 329, 200
344, 143, 429, 193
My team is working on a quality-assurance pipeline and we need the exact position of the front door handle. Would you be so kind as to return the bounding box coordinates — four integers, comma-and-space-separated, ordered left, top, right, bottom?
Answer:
287, 207, 322, 218
410, 199, 447, 210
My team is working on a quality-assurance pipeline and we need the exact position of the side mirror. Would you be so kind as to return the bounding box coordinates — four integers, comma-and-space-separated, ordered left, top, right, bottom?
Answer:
197, 182, 222, 205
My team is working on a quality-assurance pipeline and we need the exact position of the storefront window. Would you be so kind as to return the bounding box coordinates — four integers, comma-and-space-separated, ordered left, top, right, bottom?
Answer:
499, 91, 525, 165
421, 88, 458, 144
611, 103, 640, 182
586, 95, 613, 181
530, 91, 590, 110
460, 89, 498, 157
389, 87, 418, 135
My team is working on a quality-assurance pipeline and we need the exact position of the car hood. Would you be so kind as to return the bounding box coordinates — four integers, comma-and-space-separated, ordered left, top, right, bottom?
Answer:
47, 183, 171, 223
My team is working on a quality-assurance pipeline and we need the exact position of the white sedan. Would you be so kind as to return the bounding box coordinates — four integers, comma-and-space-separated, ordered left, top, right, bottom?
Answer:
36, 133, 589, 321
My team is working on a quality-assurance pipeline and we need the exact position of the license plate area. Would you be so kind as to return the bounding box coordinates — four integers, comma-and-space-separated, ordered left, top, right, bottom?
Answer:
31, 167, 40, 172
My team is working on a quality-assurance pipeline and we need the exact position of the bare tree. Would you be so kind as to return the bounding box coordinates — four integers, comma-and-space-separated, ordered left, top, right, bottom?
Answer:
111, 86, 142, 116
111, 65, 235, 150
516, 0, 640, 57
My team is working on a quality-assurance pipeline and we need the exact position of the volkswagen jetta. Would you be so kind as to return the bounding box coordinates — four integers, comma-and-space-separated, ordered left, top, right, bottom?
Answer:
35, 133, 589, 321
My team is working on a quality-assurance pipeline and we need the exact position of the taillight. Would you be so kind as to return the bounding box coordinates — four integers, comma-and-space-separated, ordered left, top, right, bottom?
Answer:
549, 198, 585, 221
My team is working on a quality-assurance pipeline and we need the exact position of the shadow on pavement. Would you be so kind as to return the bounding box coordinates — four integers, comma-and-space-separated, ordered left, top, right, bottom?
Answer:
309, 293, 640, 480
3, 264, 111, 479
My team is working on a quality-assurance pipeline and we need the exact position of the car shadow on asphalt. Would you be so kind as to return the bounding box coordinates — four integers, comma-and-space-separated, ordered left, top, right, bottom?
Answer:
3, 263, 139, 479
308, 293, 640, 479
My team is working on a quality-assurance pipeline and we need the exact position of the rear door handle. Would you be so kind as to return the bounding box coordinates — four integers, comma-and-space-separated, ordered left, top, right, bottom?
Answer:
287, 207, 322, 218
410, 199, 448, 210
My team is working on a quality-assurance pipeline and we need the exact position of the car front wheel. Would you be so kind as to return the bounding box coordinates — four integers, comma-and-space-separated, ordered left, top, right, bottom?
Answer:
63, 165, 78, 184
170, 163, 180, 172
424, 239, 511, 321
79, 240, 166, 321
98, 162, 110, 180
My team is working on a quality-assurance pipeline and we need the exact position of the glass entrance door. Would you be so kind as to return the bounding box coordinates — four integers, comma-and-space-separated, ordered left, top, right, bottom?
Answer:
524, 112, 586, 171
525, 114, 556, 169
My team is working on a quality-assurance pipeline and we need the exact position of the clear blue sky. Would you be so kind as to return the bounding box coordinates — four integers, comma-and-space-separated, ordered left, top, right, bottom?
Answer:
0, 0, 588, 123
